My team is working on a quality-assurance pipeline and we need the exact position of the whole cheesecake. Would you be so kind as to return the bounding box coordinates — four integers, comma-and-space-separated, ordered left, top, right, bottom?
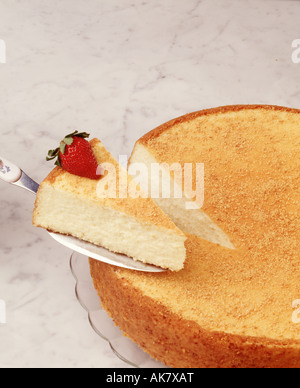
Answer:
90, 105, 300, 368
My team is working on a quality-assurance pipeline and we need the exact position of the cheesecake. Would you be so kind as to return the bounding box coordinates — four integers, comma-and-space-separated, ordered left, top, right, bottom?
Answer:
90, 105, 300, 368
33, 139, 187, 271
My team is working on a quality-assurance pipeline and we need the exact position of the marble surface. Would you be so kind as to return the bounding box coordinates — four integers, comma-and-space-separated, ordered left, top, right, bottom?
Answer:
0, 0, 299, 368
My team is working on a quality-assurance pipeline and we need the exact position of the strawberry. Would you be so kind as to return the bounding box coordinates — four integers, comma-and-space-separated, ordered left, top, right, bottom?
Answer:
46, 131, 101, 180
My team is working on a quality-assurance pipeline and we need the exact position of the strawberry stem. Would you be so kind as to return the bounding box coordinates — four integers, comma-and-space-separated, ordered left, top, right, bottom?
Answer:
46, 131, 90, 167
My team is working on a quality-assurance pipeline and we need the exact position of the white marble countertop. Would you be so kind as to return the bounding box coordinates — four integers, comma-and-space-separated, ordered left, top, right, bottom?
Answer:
0, 0, 299, 368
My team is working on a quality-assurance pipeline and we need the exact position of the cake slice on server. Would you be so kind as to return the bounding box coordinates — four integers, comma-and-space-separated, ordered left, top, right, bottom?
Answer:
33, 132, 187, 271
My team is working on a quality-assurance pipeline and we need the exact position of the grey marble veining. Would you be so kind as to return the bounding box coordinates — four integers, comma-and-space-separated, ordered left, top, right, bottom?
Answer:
0, 0, 299, 368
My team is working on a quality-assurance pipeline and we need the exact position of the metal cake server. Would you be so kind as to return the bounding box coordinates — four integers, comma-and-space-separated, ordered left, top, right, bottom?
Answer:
0, 156, 165, 272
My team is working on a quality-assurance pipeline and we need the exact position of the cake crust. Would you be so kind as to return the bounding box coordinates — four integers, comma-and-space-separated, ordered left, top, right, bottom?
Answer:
90, 257, 300, 368
136, 104, 300, 145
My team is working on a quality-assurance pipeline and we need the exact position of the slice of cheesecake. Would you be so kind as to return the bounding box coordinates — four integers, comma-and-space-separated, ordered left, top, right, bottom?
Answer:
33, 139, 187, 271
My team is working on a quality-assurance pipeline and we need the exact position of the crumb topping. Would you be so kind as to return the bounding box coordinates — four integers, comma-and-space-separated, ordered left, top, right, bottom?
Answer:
117, 106, 300, 341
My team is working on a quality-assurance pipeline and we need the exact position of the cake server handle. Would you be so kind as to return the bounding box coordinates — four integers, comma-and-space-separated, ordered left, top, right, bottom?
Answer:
0, 156, 39, 194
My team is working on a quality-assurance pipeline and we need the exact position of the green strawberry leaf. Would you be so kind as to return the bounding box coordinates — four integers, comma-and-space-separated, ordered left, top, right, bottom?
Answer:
46, 130, 90, 166
55, 158, 62, 167
60, 142, 66, 154
46, 147, 59, 161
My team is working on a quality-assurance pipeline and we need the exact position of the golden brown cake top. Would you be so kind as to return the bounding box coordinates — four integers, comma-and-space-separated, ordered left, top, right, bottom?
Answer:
137, 105, 300, 253
41, 138, 183, 234
116, 105, 300, 341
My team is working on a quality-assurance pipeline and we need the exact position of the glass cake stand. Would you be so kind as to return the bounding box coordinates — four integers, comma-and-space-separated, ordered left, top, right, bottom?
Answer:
70, 252, 166, 368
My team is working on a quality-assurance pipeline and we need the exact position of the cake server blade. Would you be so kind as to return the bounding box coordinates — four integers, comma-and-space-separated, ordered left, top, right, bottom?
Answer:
49, 232, 164, 272
0, 157, 165, 272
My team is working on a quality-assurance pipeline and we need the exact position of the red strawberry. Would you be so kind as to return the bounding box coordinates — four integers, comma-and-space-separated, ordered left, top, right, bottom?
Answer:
46, 131, 101, 180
